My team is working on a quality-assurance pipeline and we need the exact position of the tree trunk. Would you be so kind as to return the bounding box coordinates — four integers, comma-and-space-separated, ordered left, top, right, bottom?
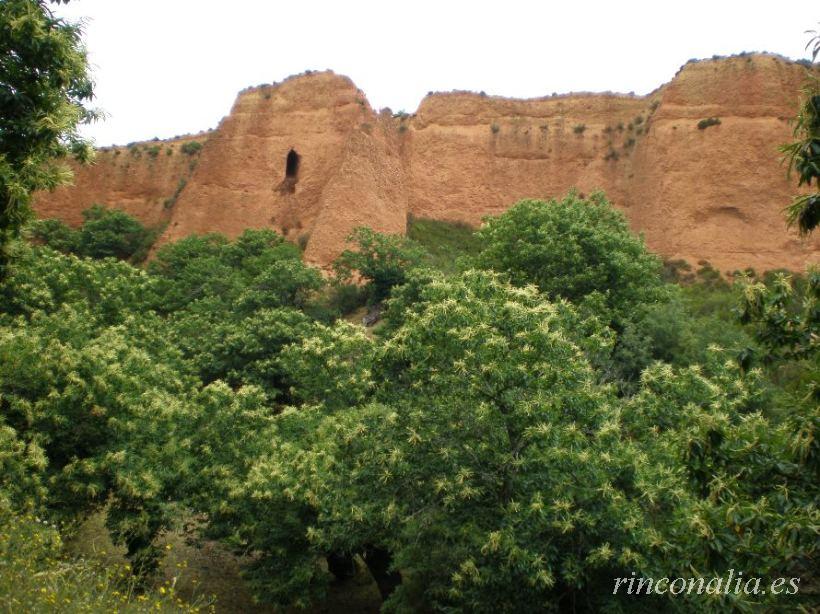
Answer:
327, 551, 357, 582
363, 546, 402, 601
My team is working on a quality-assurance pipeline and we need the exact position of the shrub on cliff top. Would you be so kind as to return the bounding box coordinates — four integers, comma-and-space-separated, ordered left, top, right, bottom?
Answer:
180, 141, 202, 156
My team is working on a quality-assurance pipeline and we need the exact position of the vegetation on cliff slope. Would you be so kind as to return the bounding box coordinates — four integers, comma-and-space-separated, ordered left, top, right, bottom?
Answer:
1, 193, 816, 612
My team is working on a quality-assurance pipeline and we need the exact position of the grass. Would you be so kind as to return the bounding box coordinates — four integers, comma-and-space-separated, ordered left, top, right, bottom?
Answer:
65, 512, 382, 613
406, 216, 483, 275
0, 509, 203, 613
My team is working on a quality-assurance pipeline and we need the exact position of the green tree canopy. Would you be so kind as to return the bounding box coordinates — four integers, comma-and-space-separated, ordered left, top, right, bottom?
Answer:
472, 192, 665, 325
31, 204, 159, 262
333, 226, 427, 304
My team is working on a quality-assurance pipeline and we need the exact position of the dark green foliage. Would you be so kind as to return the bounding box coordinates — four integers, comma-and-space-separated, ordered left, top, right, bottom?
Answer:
191, 308, 312, 402
77, 205, 157, 261
697, 117, 721, 130
180, 141, 203, 156
325, 282, 367, 316
164, 178, 187, 209
147, 229, 325, 396
473, 192, 665, 323
573, 123, 586, 134
469, 194, 762, 392
28, 217, 77, 253
31, 205, 159, 263
333, 227, 427, 304
2, 174, 818, 611
148, 230, 296, 310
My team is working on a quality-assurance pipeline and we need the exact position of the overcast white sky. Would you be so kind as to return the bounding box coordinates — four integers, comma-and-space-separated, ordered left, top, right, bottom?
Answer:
54, 1, 818, 146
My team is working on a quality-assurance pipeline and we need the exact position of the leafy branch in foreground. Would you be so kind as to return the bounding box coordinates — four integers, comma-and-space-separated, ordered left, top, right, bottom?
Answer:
0, 0, 99, 279
779, 30, 820, 235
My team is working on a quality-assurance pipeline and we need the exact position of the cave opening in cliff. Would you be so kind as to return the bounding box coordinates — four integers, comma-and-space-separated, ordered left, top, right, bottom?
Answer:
286, 149, 300, 179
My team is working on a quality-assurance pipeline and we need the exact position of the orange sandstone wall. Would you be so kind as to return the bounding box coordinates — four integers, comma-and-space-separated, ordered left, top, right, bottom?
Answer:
34, 133, 209, 229
33, 56, 820, 271
625, 55, 817, 272
154, 72, 407, 266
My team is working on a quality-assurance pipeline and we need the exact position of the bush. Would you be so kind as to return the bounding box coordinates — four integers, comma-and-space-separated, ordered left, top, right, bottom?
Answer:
30, 206, 160, 263
0, 506, 198, 612
573, 123, 586, 134
325, 282, 366, 315
148, 228, 324, 324
333, 227, 427, 304
28, 218, 78, 253
697, 117, 721, 130
76, 204, 156, 262
180, 141, 202, 156
472, 191, 664, 323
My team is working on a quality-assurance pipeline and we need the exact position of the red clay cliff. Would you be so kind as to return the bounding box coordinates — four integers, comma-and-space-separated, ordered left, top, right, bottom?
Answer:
34, 54, 820, 272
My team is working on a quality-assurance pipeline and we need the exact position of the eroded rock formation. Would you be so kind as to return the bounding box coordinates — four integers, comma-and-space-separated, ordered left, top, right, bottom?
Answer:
35, 54, 820, 272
